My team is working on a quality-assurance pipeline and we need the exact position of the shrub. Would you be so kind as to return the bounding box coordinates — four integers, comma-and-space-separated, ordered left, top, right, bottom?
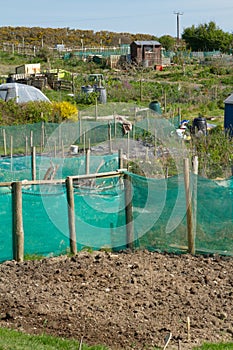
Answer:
51, 101, 78, 122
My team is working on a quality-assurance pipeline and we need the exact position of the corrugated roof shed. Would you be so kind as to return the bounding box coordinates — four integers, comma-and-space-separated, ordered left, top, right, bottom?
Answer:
133, 41, 161, 46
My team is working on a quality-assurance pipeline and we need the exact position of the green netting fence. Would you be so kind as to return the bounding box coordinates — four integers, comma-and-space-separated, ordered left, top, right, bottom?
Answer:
0, 165, 233, 262
0, 117, 232, 262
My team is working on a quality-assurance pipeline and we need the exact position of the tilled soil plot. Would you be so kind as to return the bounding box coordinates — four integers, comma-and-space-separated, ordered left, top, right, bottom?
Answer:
0, 250, 232, 350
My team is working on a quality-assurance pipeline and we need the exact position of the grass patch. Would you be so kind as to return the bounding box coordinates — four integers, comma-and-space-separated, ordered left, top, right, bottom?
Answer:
0, 328, 109, 350
194, 343, 233, 349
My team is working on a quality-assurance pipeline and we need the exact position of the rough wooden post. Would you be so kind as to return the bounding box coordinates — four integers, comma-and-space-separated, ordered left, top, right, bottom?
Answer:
3, 129, 7, 156
30, 130, 33, 147
12, 182, 24, 262
124, 173, 134, 250
41, 121, 45, 153
25, 136, 28, 156
10, 135, 13, 159
54, 141, 57, 158
184, 158, 195, 254
127, 132, 130, 159
66, 176, 77, 255
95, 97, 98, 120
108, 121, 112, 154
31, 146, 36, 180
61, 139, 64, 158
85, 149, 90, 175
192, 155, 198, 244
118, 149, 123, 169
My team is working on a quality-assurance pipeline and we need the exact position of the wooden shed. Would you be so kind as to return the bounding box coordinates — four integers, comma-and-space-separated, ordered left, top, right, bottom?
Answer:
224, 93, 233, 135
130, 40, 162, 67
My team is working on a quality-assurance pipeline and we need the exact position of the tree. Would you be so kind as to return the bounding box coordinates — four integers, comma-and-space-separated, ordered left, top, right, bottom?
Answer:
159, 35, 176, 51
182, 21, 233, 52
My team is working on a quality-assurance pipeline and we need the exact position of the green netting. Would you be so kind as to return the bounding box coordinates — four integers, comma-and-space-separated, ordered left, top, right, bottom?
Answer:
23, 187, 70, 257
1, 170, 233, 262
0, 190, 13, 261
131, 173, 233, 256
0, 153, 119, 182
0, 120, 133, 158
1, 128, 233, 263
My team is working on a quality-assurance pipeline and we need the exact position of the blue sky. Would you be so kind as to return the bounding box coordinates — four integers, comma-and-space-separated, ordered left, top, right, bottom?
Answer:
1, 0, 233, 37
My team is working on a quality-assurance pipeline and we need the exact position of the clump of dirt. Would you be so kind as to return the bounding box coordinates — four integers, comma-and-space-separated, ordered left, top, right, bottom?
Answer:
0, 250, 232, 349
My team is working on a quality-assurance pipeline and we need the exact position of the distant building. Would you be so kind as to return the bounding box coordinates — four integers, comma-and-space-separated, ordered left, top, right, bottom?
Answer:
15, 63, 41, 75
224, 93, 233, 135
130, 41, 162, 68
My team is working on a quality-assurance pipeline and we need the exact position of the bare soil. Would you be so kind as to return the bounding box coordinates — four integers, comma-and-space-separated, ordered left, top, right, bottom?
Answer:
0, 250, 232, 349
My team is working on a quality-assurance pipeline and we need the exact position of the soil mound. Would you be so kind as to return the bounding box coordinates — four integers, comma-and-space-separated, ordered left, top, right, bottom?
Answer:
0, 250, 232, 349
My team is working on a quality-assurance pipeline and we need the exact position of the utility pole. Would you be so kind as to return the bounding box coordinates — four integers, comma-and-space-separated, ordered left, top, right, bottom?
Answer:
174, 11, 183, 45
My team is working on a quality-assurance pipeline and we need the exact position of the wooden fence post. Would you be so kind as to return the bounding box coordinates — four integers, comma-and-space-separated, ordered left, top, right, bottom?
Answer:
192, 155, 198, 243
41, 121, 45, 153
31, 146, 36, 180
118, 149, 123, 169
25, 136, 28, 156
30, 130, 33, 147
10, 135, 13, 159
108, 121, 112, 154
12, 182, 24, 262
184, 158, 195, 254
66, 176, 77, 255
124, 173, 134, 250
3, 129, 7, 156
85, 149, 90, 175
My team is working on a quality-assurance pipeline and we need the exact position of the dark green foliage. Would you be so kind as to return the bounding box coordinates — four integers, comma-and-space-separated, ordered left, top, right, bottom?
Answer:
182, 21, 233, 52
0, 100, 53, 125
191, 127, 233, 178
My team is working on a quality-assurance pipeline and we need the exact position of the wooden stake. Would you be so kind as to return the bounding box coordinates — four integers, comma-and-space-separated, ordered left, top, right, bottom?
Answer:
61, 139, 64, 158
124, 173, 134, 250
31, 146, 36, 180
12, 182, 24, 262
108, 121, 112, 154
10, 135, 13, 158
127, 132, 130, 159
187, 316, 191, 341
85, 149, 90, 175
66, 177, 77, 255
95, 97, 98, 120
79, 114, 82, 143
192, 156, 198, 242
41, 121, 45, 153
118, 149, 123, 169
25, 136, 28, 156
3, 129, 7, 156
183, 158, 195, 254
30, 130, 33, 147
114, 115, 117, 139
54, 141, 56, 158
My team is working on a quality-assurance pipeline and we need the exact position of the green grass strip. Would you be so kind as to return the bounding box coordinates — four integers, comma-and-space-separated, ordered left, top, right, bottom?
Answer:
193, 342, 233, 349
0, 327, 108, 350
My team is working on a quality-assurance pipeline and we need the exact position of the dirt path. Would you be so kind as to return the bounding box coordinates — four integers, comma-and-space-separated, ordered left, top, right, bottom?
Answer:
0, 250, 232, 349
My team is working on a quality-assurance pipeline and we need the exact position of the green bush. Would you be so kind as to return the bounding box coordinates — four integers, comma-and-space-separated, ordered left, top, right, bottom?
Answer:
0, 100, 79, 125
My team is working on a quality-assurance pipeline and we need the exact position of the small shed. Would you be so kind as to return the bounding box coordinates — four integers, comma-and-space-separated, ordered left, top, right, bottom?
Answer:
224, 93, 233, 135
130, 40, 162, 67
15, 63, 41, 75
